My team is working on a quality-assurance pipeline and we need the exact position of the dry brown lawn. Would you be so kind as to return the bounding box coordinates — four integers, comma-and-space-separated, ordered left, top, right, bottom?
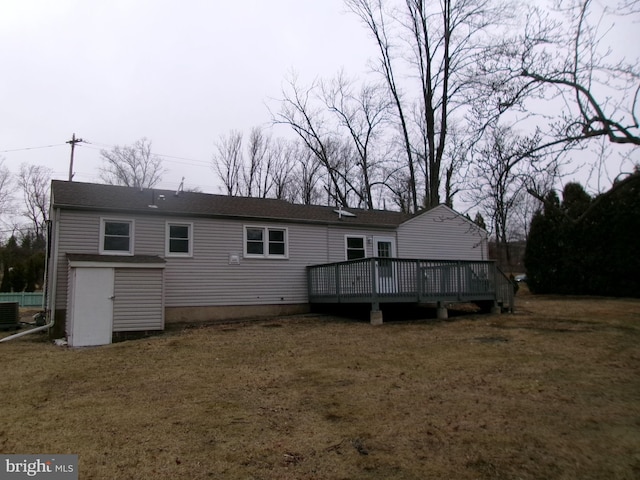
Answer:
1, 292, 639, 479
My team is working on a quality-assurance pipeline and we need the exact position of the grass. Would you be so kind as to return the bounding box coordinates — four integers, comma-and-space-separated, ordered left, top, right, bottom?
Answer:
2, 292, 640, 479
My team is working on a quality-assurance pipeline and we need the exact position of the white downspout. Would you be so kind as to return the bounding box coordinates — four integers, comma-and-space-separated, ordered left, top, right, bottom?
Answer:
0, 319, 53, 343
1, 208, 60, 343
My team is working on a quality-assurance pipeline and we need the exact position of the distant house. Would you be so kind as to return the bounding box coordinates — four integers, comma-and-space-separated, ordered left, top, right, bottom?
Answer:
46, 181, 500, 347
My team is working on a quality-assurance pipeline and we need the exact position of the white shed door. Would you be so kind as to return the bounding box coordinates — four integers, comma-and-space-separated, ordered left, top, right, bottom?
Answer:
70, 267, 114, 347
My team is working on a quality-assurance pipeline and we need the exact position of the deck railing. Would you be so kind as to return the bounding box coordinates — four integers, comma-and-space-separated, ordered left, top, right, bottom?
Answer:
307, 258, 513, 310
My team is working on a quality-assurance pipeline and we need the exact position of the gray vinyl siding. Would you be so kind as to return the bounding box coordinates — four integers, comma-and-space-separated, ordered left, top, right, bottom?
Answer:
326, 226, 397, 262
113, 269, 164, 331
53, 206, 485, 311
53, 210, 331, 309
397, 205, 488, 261
163, 218, 329, 307
54, 210, 102, 309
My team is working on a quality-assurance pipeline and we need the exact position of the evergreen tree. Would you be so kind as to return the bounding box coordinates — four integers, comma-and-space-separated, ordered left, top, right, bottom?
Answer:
562, 182, 591, 220
524, 191, 563, 294
0, 231, 47, 292
473, 212, 487, 230
525, 174, 640, 297
559, 183, 592, 292
0, 264, 10, 292
581, 173, 640, 296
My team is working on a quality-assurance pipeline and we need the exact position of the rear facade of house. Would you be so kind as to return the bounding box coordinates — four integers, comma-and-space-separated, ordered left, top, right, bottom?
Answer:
46, 181, 488, 346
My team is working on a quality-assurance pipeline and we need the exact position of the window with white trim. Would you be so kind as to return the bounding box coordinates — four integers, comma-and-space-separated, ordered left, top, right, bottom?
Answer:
166, 222, 193, 257
244, 226, 288, 258
100, 219, 134, 255
345, 235, 366, 260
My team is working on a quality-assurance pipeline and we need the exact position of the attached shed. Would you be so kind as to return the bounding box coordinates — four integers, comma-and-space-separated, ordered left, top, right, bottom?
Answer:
66, 254, 165, 347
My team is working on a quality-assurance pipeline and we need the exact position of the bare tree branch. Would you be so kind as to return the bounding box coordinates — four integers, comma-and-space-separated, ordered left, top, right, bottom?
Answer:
212, 130, 244, 196
17, 164, 52, 240
99, 138, 166, 189
475, 0, 640, 173
347, 0, 511, 211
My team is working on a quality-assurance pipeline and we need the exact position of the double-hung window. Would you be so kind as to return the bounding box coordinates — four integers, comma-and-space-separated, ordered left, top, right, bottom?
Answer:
244, 226, 288, 258
345, 236, 366, 260
100, 219, 134, 255
166, 222, 193, 257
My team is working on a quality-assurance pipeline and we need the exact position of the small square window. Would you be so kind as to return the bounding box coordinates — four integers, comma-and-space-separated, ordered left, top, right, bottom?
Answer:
101, 219, 133, 255
268, 229, 286, 255
167, 223, 192, 256
246, 228, 264, 255
346, 236, 366, 260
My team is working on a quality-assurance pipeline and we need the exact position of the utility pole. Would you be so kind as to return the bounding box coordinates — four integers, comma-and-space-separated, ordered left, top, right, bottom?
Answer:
66, 133, 84, 181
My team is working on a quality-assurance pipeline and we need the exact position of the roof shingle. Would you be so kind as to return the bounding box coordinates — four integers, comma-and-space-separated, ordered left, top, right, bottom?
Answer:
51, 181, 410, 227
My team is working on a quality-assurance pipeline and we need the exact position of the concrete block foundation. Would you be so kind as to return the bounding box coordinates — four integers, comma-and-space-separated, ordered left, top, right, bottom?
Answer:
370, 310, 383, 325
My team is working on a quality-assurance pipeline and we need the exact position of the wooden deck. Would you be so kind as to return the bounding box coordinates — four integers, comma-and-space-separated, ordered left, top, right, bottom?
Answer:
307, 258, 514, 313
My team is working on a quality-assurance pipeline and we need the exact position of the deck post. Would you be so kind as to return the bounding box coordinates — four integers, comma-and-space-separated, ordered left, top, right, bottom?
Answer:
370, 305, 383, 325
416, 259, 423, 302
436, 301, 448, 319
370, 258, 383, 325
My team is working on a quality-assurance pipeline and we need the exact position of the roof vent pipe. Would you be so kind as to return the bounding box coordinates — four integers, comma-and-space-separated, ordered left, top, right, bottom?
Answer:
148, 189, 158, 208
175, 177, 185, 196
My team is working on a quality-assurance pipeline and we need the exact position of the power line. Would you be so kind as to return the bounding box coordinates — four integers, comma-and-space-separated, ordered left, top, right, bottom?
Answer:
80, 142, 212, 167
81, 141, 111, 148
0, 143, 66, 153
3, 137, 216, 191
3, 139, 211, 168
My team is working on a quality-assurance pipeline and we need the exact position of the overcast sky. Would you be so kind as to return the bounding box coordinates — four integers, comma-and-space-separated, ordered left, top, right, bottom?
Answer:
2, 1, 638, 198
1, 0, 377, 193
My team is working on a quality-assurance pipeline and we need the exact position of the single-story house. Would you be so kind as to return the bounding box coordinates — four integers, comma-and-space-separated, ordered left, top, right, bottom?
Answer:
46, 180, 505, 347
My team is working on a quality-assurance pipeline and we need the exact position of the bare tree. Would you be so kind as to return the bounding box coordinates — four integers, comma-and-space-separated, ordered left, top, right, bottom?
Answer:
290, 141, 324, 205
384, 167, 414, 212
212, 130, 244, 196
0, 159, 15, 243
321, 72, 390, 209
212, 128, 324, 204
273, 71, 399, 209
268, 138, 303, 202
0, 158, 13, 217
273, 74, 354, 207
466, 125, 545, 267
441, 124, 474, 208
17, 164, 52, 240
477, 0, 640, 166
510, 182, 546, 241
244, 127, 264, 197
244, 127, 280, 198
99, 138, 166, 189
346, 0, 508, 211
345, 0, 418, 211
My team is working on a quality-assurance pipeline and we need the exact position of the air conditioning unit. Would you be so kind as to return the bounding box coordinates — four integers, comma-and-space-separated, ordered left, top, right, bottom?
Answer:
0, 302, 20, 330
